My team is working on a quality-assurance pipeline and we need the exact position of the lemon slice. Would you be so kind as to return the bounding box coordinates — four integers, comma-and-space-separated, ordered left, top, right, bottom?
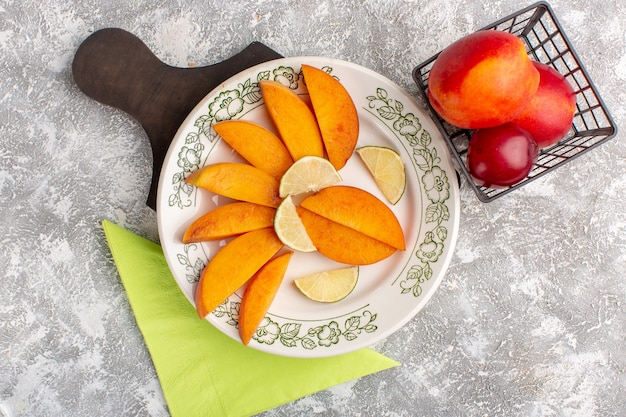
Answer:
293, 266, 359, 303
356, 146, 406, 205
273, 195, 316, 252
278, 155, 342, 198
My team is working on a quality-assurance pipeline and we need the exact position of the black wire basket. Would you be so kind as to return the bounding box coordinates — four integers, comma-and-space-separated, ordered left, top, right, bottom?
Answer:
412, 1, 618, 202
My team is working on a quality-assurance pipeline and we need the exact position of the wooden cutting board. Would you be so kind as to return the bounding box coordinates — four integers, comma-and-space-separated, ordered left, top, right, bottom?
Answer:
72, 28, 283, 210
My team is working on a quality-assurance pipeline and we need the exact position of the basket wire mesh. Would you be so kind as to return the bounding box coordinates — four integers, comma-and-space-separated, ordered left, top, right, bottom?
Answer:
412, 1, 617, 202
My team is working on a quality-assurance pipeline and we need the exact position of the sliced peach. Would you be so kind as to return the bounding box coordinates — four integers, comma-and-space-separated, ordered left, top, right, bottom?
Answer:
302, 64, 359, 170
183, 202, 276, 243
238, 251, 294, 345
212, 120, 293, 178
299, 185, 405, 250
259, 80, 324, 161
186, 162, 282, 208
195, 227, 284, 319
296, 207, 397, 265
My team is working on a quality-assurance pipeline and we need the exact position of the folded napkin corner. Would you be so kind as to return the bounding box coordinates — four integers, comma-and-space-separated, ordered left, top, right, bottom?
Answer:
102, 219, 399, 417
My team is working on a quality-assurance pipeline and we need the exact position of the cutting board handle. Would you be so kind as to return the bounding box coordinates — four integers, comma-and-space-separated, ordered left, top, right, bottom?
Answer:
72, 28, 282, 210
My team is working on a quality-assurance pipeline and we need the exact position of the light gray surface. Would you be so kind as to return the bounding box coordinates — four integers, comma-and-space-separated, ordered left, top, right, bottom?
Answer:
1, 0, 624, 416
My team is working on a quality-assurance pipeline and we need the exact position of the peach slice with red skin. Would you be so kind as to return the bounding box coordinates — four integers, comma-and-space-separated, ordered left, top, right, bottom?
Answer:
185, 162, 282, 208
212, 120, 293, 178
299, 185, 405, 250
238, 251, 294, 345
259, 80, 325, 161
195, 227, 284, 319
296, 207, 397, 265
302, 64, 359, 170
183, 202, 275, 243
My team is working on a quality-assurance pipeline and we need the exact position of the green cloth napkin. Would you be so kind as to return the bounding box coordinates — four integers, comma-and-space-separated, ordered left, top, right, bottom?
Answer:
102, 220, 399, 417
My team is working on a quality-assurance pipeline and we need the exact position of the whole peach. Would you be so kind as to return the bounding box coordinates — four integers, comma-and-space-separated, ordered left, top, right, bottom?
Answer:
466, 123, 539, 188
510, 61, 577, 148
428, 30, 540, 129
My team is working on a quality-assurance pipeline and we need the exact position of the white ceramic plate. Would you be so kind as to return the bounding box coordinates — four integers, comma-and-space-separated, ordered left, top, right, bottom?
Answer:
157, 57, 460, 358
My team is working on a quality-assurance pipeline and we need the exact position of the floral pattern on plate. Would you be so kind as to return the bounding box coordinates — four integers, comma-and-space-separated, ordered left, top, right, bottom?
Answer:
157, 57, 460, 358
